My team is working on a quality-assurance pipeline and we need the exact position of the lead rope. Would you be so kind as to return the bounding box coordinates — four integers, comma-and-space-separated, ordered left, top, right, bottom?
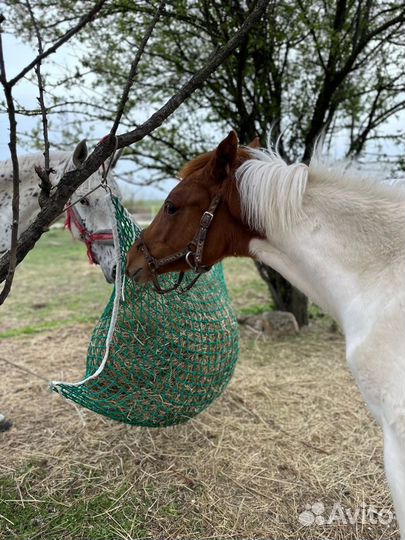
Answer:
50, 136, 123, 392
50, 193, 123, 392
2, 137, 123, 397
101, 135, 119, 188
0, 355, 49, 382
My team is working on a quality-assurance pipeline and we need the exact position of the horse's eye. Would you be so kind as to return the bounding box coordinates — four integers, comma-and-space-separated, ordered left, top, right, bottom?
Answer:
164, 201, 178, 215
80, 198, 90, 206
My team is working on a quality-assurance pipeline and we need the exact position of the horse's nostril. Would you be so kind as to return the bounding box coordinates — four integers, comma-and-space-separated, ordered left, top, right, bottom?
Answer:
111, 265, 116, 280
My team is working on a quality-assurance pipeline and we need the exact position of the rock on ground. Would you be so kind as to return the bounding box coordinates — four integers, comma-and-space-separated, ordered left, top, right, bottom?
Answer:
239, 310, 299, 338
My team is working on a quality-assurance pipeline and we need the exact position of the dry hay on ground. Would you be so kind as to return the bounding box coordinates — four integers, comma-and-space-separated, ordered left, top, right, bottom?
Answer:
0, 323, 396, 539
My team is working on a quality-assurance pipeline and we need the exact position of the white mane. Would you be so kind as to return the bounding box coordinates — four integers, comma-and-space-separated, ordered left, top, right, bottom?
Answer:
236, 146, 405, 236
236, 147, 308, 234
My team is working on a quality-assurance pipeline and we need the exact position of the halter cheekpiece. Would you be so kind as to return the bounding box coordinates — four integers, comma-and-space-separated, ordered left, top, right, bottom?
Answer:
63, 140, 117, 265
65, 202, 114, 264
138, 195, 221, 294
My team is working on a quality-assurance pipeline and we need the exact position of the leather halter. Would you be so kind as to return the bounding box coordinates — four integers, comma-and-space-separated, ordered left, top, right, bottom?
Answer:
138, 195, 221, 294
65, 203, 114, 264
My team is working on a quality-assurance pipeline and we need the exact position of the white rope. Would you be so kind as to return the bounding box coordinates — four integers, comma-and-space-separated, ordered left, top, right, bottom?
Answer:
121, 274, 126, 302
49, 192, 122, 392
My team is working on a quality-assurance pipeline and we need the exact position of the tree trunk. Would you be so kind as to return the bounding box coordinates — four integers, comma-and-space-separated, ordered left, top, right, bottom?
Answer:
254, 261, 308, 327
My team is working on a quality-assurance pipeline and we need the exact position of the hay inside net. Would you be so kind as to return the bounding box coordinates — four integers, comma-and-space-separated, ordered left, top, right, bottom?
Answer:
51, 196, 240, 427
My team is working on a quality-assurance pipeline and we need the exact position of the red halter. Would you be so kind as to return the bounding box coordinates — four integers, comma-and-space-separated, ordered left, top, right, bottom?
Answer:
64, 203, 114, 264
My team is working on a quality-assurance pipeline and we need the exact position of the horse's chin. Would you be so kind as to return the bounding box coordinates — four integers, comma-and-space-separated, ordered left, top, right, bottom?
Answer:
100, 264, 116, 284
104, 274, 115, 284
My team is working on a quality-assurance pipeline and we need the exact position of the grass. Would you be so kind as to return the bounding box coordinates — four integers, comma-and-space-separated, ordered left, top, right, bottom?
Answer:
0, 229, 111, 339
0, 231, 397, 539
0, 475, 146, 539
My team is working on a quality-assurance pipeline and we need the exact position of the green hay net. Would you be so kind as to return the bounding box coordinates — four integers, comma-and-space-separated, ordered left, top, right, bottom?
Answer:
51, 196, 239, 427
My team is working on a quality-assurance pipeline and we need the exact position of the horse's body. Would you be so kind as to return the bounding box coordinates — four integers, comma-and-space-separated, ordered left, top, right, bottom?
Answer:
126, 132, 405, 536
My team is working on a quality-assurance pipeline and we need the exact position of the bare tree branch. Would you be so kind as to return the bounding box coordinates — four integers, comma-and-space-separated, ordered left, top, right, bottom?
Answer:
7, 0, 108, 88
0, 19, 20, 305
118, 0, 272, 148
0, 1, 109, 302
0, 0, 271, 286
25, 0, 53, 205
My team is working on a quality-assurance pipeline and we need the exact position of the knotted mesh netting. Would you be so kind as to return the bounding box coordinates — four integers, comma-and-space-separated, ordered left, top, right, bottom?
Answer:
51, 197, 240, 427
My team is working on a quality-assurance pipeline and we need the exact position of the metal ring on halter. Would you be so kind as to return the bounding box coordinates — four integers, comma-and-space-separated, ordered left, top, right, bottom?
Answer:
101, 182, 113, 195
185, 251, 196, 271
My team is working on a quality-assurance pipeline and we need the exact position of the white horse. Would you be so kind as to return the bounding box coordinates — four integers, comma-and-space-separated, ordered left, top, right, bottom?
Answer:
240, 147, 405, 533
0, 140, 122, 282
126, 131, 405, 536
0, 140, 122, 431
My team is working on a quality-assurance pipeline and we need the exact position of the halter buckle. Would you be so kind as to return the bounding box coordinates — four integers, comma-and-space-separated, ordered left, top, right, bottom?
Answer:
200, 211, 214, 229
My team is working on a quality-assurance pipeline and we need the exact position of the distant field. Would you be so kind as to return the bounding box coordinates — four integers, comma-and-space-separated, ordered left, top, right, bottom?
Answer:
123, 199, 164, 214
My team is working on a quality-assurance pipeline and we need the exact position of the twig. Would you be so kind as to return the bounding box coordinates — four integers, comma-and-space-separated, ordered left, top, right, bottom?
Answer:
0, 16, 19, 305
110, 0, 166, 136
25, 0, 52, 204
7, 0, 108, 88
118, 0, 272, 148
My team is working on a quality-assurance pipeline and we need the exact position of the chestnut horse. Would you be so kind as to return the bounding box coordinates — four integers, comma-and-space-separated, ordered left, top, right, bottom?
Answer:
127, 131, 405, 535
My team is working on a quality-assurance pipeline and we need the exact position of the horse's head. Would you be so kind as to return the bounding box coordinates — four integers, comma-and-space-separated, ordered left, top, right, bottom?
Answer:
126, 131, 262, 286
60, 140, 122, 283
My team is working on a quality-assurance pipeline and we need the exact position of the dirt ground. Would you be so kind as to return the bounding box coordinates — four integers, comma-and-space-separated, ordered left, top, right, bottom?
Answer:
0, 321, 397, 539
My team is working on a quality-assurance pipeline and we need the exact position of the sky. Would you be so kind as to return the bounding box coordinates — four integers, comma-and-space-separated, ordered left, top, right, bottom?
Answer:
1, 27, 403, 200
0, 33, 177, 201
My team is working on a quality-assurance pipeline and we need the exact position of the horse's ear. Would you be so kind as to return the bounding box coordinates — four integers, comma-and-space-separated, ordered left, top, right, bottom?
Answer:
111, 148, 124, 169
73, 139, 88, 167
247, 136, 260, 148
213, 130, 238, 178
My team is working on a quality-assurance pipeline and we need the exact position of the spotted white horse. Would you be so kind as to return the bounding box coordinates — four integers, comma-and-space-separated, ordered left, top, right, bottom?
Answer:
0, 140, 122, 431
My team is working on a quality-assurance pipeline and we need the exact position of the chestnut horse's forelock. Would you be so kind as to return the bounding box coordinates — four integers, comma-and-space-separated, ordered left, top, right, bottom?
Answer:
178, 147, 253, 186
178, 151, 215, 180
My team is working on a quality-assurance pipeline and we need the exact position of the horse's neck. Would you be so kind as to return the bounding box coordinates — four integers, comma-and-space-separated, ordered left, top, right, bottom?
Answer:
250, 180, 405, 341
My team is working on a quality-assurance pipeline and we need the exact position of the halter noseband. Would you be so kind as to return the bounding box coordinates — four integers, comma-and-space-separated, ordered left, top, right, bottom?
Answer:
65, 203, 114, 264
138, 195, 221, 294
